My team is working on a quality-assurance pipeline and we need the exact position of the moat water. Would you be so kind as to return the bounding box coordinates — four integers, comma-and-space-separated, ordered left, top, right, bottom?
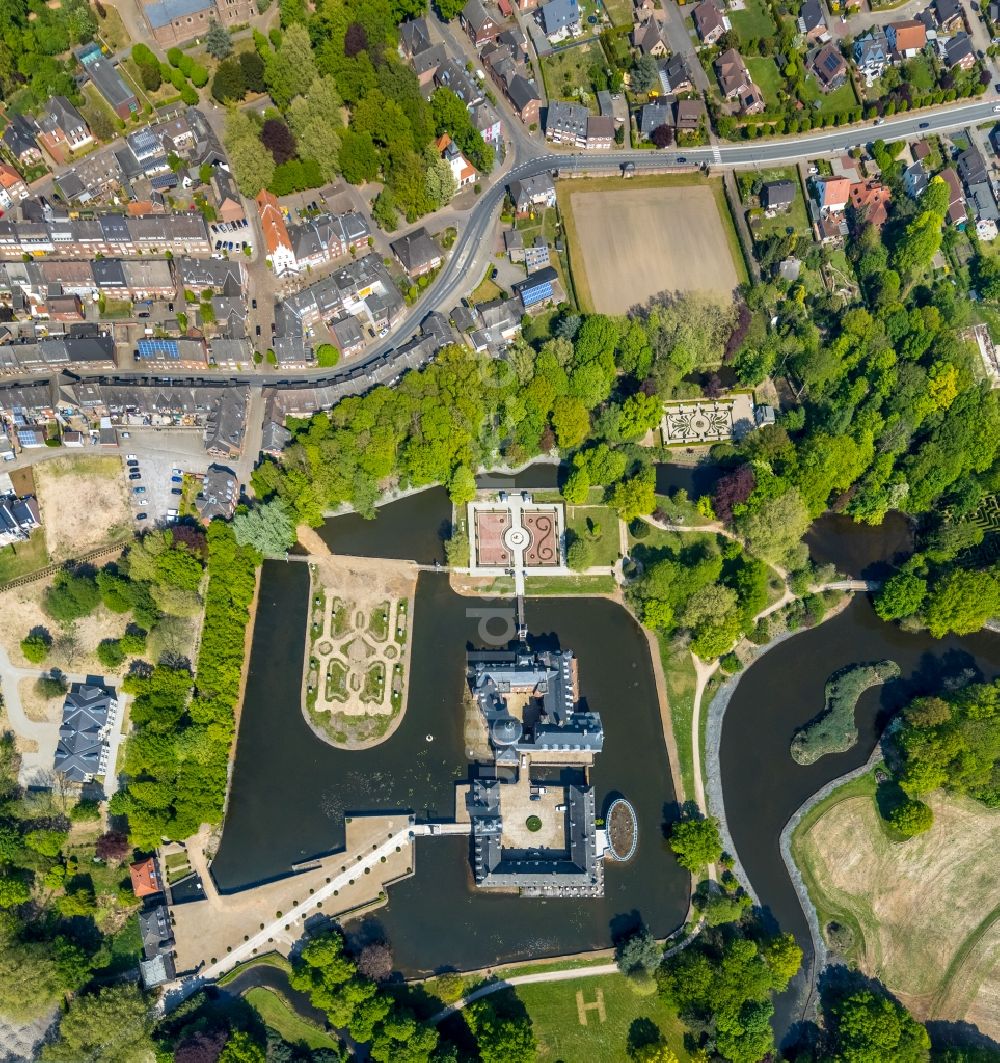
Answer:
213, 562, 688, 974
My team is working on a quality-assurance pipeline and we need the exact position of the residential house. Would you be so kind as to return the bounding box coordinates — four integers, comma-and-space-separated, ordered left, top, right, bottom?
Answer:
57, 149, 126, 205
798, 0, 828, 41
0, 167, 29, 212
129, 857, 164, 899
849, 179, 892, 229
513, 265, 559, 310
256, 188, 296, 276
941, 31, 976, 70
904, 160, 929, 199
261, 420, 292, 456
778, 256, 801, 282
505, 228, 525, 261
675, 98, 708, 132
331, 315, 366, 357
399, 16, 432, 59
122, 259, 175, 300
143, 0, 257, 48
210, 168, 244, 225
461, 0, 501, 44
77, 46, 138, 121
658, 54, 693, 96
196, 464, 238, 522
36, 98, 92, 164
435, 59, 483, 107
715, 50, 765, 115
933, 0, 964, 32
586, 115, 615, 148
523, 237, 551, 271
887, 19, 927, 59
481, 41, 541, 124
0, 492, 40, 547
693, 0, 728, 44
540, 0, 581, 42
546, 100, 588, 145
762, 180, 796, 212
390, 228, 443, 277
809, 42, 849, 91
477, 296, 523, 347
638, 101, 674, 140
471, 100, 503, 146
853, 28, 890, 79
632, 18, 667, 58
53, 683, 117, 783
509, 174, 557, 215
42, 294, 85, 321
138, 904, 175, 990
413, 43, 449, 87
176, 256, 244, 297
437, 134, 478, 188
2, 115, 42, 168
957, 146, 1000, 222
635, 0, 657, 14
135, 336, 208, 368
814, 175, 852, 213
287, 211, 370, 271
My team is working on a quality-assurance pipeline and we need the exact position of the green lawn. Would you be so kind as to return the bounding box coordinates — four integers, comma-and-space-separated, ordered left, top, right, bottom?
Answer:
602, 0, 634, 26
749, 167, 810, 240
565, 505, 620, 567
746, 57, 784, 108
217, 952, 293, 988
730, 0, 777, 40
903, 54, 935, 92
540, 41, 606, 111
658, 634, 697, 805
495, 974, 691, 1062
244, 987, 340, 1052
800, 75, 859, 115
0, 529, 49, 585
525, 574, 617, 594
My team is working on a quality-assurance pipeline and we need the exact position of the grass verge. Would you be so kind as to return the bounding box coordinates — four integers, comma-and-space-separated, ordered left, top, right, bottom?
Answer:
244, 987, 339, 1051
658, 635, 697, 804
525, 575, 617, 595
0, 529, 49, 584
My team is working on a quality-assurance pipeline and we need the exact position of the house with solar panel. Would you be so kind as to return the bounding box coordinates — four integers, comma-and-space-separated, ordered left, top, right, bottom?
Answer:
513, 266, 560, 312
465, 648, 606, 897
135, 336, 208, 369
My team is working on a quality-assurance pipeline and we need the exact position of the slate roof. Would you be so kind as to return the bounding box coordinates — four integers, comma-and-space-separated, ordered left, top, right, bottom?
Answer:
390, 228, 441, 274
54, 683, 115, 782
144, 0, 209, 29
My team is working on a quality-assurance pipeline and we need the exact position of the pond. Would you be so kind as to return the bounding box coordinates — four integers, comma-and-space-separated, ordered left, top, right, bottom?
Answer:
718, 593, 1000, 1037
212, 563, 689, 975
805, 511, 914, 581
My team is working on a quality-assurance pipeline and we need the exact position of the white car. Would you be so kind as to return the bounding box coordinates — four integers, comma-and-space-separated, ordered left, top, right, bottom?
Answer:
137, 499, 148, 506
125, 453, 138, 461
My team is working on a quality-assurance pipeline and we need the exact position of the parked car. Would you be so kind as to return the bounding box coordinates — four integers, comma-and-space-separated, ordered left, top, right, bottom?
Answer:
126, 453, 138, 461
172, 467, 182, 475
256, 324, 262, 336
919, 122, 930, 129
132, 486, 146, 495
171, 475, 183, 483
251, 299, 257, 309
128, 473, 141, 481
137, 499, 148, 506
171, 488, 182, 496
126, 459, 139, 468
136, 512, 148, 521
166, 508, 179, 518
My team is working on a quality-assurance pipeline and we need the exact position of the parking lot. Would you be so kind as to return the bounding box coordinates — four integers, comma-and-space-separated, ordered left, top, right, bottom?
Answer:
209, 218, 253, 256
118, 429, 215, 529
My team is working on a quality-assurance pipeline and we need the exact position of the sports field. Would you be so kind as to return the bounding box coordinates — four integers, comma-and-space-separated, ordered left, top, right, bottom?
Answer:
793, 779, 1000, 1039
559, 178, 742, 313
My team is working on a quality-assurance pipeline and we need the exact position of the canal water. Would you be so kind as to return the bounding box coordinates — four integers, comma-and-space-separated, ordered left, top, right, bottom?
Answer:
213, 563, 688, 974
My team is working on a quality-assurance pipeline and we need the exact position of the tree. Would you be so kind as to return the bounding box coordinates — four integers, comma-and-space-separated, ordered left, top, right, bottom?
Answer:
339, 130, 380, 184
261, 118, 297, 164
448, 466, 477, 507
0, 938, 83, 1021
924, 568, 1000, 637
20, 632, 50, 663
631, 1046, 678, 1063
224, 109, 274, 196
233, 500, 295, 557
437, 0, 467, 21
469, 999, 536, 1063
357, 941, 393, 983
566, 537, 594, 571
825, 989, 931, 1063
616, 926, 660, 977
42, 984, 155, 1063
650, 124, 674, 148
611, 469, 657, 522
287, 76, 342, 181
424, 152, 457, 208
713, 465, 756, 523
212, 58, 247, 103
632, 54, 659, 92
95, 831, 131, 864
239, 49, 267, 94
562, 467, 590, 505
265, 23, 318, 108
205, 18, 233, 59
737, 488, 810, 565
551, 396, 590, 449
888, 798, 933, 837
45, 570, 100, 622
218, 1032, 266, 1063
344, 22, 368, 58
372, 188, 399, 231
137, 59, 161, 92
668, 815, 723, 873
874, 569, 927, 621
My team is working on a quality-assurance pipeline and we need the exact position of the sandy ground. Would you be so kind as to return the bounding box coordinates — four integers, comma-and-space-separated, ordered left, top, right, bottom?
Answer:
568, 186, 740, 313
0, 575, 130, 673
801, 790, 1000, 1037
18, 677, 63, 723
33, 455, 131, 560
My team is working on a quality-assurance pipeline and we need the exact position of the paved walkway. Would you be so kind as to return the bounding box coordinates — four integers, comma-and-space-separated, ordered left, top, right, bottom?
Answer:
429, 926, 702, 1025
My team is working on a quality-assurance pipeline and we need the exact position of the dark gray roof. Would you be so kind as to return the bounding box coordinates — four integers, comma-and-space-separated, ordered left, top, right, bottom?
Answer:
546, 100, 589, 138
799, 0, 825, 33
508, 74, 541, 111
139, 903, 173, 960
400, 16, 432, 55
390, 228, 441, 274
762, 179, 796, 208
331, 315, 364, 350
638, 101, 672, 137
86, 56, 136, 112
3, 115, 39, 159
944, 31, 975, 66
54, 684, 116, 782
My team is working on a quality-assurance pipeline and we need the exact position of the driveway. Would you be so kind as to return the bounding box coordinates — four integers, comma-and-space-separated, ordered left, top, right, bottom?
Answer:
659, 0, 711, 93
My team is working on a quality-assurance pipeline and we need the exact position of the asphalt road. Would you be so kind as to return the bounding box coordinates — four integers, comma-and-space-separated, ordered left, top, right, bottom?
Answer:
5, 97, 999, 394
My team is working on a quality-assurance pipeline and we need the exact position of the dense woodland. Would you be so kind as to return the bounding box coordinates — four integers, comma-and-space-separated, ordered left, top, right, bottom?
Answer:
221, 3, 494, 218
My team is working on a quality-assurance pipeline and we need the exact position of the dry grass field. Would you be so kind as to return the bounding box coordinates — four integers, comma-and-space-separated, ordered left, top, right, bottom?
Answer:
559, 178, 743, 313
795, 784, 1000, 1038
33, 456, 131, 560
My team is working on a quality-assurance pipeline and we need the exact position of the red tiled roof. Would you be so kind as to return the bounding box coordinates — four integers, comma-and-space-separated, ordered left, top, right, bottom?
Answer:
129, 857, 162, 898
